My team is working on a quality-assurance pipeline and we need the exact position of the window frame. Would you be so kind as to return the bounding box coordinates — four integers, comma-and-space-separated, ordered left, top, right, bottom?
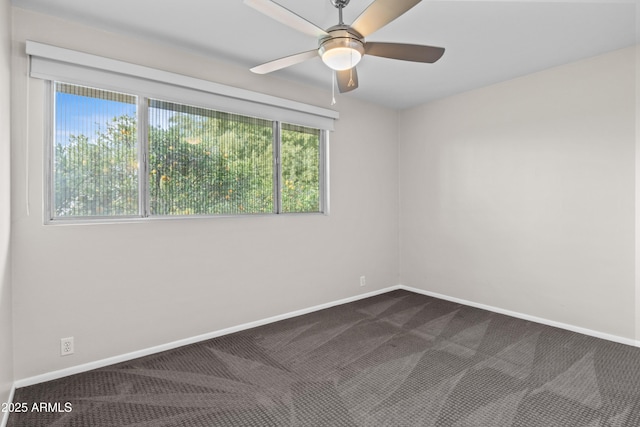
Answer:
45, 81, 329, 223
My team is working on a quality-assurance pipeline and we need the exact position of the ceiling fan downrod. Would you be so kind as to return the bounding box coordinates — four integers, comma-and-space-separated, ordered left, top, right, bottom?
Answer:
330, 0, 350, 25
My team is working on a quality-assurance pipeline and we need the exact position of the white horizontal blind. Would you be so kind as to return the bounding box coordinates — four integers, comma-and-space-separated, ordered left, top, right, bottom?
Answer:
27, 41, 339, 131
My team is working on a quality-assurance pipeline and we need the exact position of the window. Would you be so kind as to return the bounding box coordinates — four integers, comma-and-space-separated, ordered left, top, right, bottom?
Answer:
50, 82, 326, 221
280, 124, 322, 213
53, 84, 139, 217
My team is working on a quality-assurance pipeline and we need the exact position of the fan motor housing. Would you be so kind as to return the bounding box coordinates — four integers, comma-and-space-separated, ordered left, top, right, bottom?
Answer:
318, 27, 365, 58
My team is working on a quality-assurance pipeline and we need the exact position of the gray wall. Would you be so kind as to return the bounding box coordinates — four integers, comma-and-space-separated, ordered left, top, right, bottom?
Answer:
0, 0, 14, 407
399, 47, 637, 340
11, 8, 399, 379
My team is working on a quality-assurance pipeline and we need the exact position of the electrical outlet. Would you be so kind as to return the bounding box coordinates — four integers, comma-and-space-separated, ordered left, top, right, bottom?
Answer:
360, 276, 366, 287
60, 337, 74, 356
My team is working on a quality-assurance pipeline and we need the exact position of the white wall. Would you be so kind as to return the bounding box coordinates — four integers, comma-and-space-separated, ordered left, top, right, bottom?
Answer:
0, 0, 14, 408
399, 47, 637, 340
11, 8, 399, 380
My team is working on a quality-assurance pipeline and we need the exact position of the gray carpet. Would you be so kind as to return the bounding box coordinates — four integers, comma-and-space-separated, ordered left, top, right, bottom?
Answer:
8, 290, 640, 426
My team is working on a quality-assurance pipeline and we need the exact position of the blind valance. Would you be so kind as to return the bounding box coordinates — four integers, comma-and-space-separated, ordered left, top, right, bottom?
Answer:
26, 41, 339, 130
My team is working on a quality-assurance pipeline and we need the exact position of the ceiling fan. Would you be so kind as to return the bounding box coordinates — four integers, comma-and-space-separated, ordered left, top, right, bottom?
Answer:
245, 0, 445, 93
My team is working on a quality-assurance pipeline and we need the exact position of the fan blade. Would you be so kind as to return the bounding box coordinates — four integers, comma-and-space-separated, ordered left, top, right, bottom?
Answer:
337, 68, 358, 93
365, 42, 444, 63
351, 0, 421, 37
250, 50, 318, 74
244, 0, 328, 38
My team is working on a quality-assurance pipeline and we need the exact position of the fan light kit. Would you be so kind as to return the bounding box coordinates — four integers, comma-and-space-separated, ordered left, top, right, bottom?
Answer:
319, 36, 364, 71
245, 0, 445, 93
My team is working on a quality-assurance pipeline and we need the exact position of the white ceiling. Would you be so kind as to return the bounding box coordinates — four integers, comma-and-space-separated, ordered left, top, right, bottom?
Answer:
11, 0, 639, 109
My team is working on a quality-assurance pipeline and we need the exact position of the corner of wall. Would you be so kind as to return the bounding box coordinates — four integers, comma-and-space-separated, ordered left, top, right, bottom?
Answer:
0, 0, 15, 420
635, 40, 640, 343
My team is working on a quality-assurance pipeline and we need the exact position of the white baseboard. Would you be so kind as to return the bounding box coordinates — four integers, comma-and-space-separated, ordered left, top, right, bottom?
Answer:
13, 286, 400, 389
398, 284, 640, 348
10, 283, 639, 399
1, 385, 16, 427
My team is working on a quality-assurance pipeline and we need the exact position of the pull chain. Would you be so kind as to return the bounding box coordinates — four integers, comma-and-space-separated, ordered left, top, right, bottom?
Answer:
331, 71, 336, 105
348, 48, 355, 87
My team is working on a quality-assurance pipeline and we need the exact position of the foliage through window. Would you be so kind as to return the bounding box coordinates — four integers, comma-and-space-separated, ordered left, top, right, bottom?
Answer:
54, 84, 139, 217
51, 83, 325, 220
